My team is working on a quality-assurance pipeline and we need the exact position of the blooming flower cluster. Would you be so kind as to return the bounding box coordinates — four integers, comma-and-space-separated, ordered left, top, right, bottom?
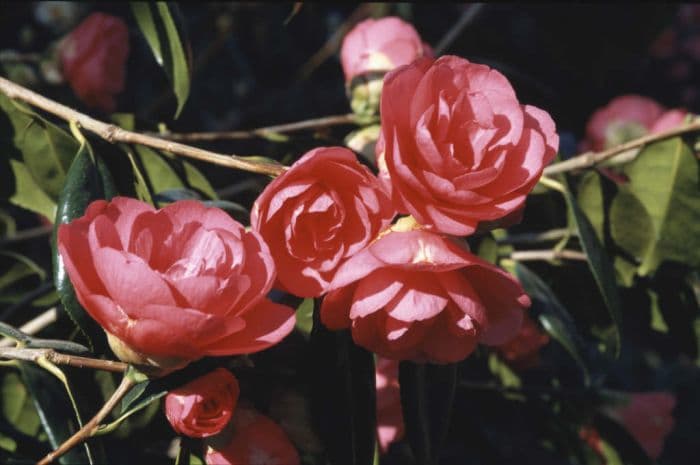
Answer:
56, 14, 562, 461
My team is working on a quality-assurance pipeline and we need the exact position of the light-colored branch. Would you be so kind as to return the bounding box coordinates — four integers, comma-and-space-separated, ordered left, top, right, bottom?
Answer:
0, 307, 58, 348
37, 374, 135, 465
497, 228, 572, 245
154, 113, 357, 142
0, 76, 286, 177
434, 4, 486, 55
0, 224, 52, 246
508, 249, 587, 262
544, 118, 700, 176
0, 346, 127, 373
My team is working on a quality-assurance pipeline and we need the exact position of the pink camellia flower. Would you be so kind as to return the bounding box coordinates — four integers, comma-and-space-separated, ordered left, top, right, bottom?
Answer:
57, 198, 295, 372
340, 16, 431, 83
581, 95, 688, 151
495, 314, 549, 370
607, 392, 676, 460
321, 226, 530, 363
377, 56, 559, 236
165, 369, 240, 438
205, 406, 300, 465
59, 12, 129, 112
251, 147, 395, 298
375, 357, 404, 454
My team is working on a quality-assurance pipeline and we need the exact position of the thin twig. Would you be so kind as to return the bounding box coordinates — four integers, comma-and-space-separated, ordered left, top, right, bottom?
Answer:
0, 76, 286, 177
508, 249, 587, 262
0, 224, 52, 246
0, 50, 42, 63
434, 4, 486, 55
497, 228, 572, 245
544, 118, 700, 176
297, 4, 374, 80
0, 346, 127, 373
0, 307, 58, 348
37, 374, 135, 465
154, 113, 357, 142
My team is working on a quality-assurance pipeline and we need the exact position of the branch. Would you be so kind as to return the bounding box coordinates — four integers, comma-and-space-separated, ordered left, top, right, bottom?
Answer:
497, 228, 572, 245
0, 346, 127, 373
37, 373, 136, 465
297, 4, 373, 80
154, 113, 358, 142
544, 118, 700, 176
0, 307, 58, 348
434, 4, 486, 55
0, 76, 286, 177
508, 249, 587, 262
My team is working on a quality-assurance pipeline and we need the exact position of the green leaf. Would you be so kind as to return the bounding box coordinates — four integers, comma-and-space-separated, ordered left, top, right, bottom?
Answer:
609, 190, 653, 286
131, 2, 192, 118
1, 372, 41, 437
53, 139, 117, 353
309, 304, 375, 465
0, 94, 78, 200
399, 362, 457, 465
294, 298, 314, 339
8, 159, 56, 221
133, 146, 217, 201
487, 353, 521, 388
18, 362, 90, 464
563, 186, 622, 356
620, 137, 700, 275
576, 171, 604, 242
0, 251, 47, 305
515, 263, 591, 385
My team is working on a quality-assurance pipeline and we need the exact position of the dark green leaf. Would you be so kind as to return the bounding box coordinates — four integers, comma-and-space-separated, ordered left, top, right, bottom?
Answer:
609, 189, 653, 286
0, 251, 47, 305
309, 303, 375, 465
620, 137, 700, 276
18, 362, 89, 464
593, 413, 653, 465
131, 2, 192, 118
399, 362, 457, 465
515, 263, 591, 385
53, 140, 117, 353
563, 186, 622, 356
1, 372, 41, 437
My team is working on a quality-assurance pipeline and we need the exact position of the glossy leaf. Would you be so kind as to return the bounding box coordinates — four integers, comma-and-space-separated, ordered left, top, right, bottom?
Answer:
619, 137, 700, 276
53, 140, 117, 353
1, 372, 41, 437
399, 362, 458, 465
309, 304, 376, 465
131, 2, 192, 118
8, 159, 56, 221
0, 94, 78, 200
515, 263, 591, 385
18, 362, 90, 464
563, 186, 622, 356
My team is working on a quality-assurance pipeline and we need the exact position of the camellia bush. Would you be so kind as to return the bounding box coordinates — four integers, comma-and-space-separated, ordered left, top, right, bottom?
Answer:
1, 3, 699, 465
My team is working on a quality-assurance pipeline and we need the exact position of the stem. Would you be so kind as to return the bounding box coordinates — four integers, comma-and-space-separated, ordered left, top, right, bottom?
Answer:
497, 228, 572, 245
154, 113, 358, 142
0, 224, 52, 247
434, 4, 486, 55
297, 4, 373, 80
0, 76, 286, 177
544, 118, 700, 176
508, 249, 587, 262
0, 347, 128, 373
36, 374, 136, 465
0, 307, 58, 348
